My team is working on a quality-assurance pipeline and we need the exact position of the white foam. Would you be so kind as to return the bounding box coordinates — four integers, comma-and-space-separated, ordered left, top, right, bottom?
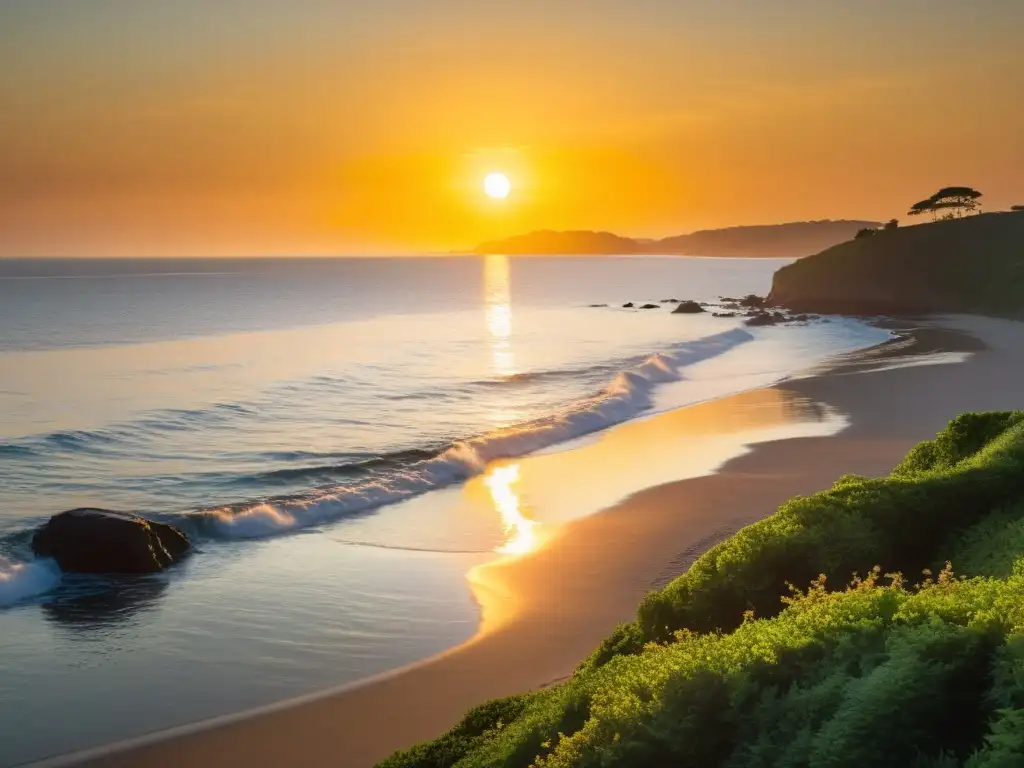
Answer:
0, 556, 62, 607
206, 328, 753, 539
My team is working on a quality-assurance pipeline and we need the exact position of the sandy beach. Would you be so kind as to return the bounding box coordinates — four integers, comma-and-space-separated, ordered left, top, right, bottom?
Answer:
52, 315, 1024, 768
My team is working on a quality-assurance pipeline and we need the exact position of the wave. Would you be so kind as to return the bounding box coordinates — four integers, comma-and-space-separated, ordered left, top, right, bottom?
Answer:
189, 328, 753, 540
465, 364, 618, 388
248, 448, 445, 484
0, 556, 62, 608
5, 402, 261, 458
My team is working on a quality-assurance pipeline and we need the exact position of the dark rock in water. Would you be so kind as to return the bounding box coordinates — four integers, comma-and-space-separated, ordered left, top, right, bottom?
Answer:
712, 311, 738, 318
588, 303, 609, 308
32, 508, 191, 574
719, 296, 740, 303
639, 303, 660, 309
659, 298, 680, 303
672, 300, 706, 314
622, 302, 635, 308
738, 294, 767, 309
744, 311, 783, 327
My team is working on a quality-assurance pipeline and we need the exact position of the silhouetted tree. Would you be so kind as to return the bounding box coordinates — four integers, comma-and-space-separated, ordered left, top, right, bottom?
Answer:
854, 227, 877, 239
884, 219, 899, 230
908, 187, 983, 220
1011, 205, 1024, 212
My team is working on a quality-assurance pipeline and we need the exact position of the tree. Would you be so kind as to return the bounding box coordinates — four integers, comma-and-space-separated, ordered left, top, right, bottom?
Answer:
854, 227, 877, 239
1011, 205, 1024, 212
907, 187, 983, 220
884, 218, 899, 230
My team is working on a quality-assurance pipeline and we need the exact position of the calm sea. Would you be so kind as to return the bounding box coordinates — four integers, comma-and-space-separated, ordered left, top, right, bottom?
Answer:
0, 255, 890, 764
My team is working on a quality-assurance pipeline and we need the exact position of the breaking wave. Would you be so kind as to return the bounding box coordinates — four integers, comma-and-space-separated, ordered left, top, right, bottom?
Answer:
188, 328, 753, 539
0, 556, 62, 608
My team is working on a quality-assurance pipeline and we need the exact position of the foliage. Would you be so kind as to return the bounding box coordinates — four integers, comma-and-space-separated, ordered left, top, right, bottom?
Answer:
381, 413, 1024, 767
909, 187, 983, 220
854, 227, 877, 239
885, 218, 899, 230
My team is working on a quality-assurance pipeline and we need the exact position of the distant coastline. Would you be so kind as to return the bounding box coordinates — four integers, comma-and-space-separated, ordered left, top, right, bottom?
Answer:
475, 220, 880, 259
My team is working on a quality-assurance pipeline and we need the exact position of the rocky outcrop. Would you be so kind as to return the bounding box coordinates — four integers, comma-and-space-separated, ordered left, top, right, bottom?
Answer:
768, 213, 1024, 315
672, 301, 706, 314
32, 508, 191, 574
744, 311, 786, 327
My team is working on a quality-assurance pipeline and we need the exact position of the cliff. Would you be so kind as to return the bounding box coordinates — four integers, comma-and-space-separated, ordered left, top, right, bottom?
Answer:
769, 212, 1024, 315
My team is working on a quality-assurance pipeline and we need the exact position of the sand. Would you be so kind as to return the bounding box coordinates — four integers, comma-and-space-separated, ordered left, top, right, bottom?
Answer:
55, 315, 1024, 768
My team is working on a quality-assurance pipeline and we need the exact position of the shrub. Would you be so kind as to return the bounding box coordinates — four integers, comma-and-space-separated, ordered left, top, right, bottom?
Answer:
381, 413, 1024, 768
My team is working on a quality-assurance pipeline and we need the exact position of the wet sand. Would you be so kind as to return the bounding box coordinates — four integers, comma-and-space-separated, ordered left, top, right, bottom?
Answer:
55, 315, 1024, 768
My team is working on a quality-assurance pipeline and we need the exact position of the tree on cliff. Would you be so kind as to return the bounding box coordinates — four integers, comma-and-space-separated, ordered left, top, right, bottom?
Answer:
908, 187, 983, 220
884, 219, 899, 230
854, 227, 877, 239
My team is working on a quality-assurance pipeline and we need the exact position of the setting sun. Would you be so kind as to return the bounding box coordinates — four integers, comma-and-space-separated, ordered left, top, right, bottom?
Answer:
484, 173, 511, 200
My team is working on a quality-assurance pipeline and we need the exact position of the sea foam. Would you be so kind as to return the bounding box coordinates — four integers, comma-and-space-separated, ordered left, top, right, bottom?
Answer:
199, 328, 753, 539
0, 556, 62, 607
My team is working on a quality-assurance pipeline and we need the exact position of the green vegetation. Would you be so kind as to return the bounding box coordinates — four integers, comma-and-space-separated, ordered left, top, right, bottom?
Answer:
381, 413, 1024, 767
769, 212, 1024, 315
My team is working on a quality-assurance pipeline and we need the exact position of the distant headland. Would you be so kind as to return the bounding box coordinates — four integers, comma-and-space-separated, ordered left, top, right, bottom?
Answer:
474, 220, 880, 259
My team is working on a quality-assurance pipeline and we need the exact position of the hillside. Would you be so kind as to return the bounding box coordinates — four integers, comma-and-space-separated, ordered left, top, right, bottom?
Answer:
770, 212, 1024, 314
475, 220, 879, 258
381, 412, 1024, 767
474, 230, 642, 255
657, 220, 880, 258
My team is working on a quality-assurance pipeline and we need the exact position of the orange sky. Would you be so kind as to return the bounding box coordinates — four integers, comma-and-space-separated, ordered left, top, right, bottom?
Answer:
2, 1, 1022, 256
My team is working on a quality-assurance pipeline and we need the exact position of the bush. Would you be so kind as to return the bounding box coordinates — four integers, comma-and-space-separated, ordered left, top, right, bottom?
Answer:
381, 413, 1024, 768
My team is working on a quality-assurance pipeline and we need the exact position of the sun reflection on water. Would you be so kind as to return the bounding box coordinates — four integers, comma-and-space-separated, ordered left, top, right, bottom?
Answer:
484, 254, 516, 377
484, 463, 537, 555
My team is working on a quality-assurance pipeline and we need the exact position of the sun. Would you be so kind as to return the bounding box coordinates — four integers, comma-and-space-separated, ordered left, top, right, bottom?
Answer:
484, 172, 511, 200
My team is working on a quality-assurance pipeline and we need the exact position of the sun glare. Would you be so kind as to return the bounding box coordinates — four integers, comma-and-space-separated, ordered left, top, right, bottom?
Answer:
484, 172, 511, 200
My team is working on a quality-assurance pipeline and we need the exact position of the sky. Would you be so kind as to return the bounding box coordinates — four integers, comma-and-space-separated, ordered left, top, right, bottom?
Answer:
1, 0, 1022, 256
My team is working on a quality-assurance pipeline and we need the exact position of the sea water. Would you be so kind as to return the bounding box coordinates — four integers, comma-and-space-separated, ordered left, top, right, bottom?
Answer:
0, 255, 890, 764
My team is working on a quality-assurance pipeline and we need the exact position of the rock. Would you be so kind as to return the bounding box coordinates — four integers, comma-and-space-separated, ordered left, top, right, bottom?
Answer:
712, 311, 738, 318
738, 294, 767, 309
588, 303, 609, 308
672, 300, 706, 314
622, 302, 634, 308
659, 298, 680, 303
32, 508, 191, 574
639, 303, 660, 309
744, 311, 782, 327
719, 296, 740, 303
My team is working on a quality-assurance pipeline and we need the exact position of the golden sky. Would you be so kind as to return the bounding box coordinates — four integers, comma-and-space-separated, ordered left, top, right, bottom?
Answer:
2, 1, 1022, 256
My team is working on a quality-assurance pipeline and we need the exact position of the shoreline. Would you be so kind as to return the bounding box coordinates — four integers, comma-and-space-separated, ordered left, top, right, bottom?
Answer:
47, 315, 1024, 768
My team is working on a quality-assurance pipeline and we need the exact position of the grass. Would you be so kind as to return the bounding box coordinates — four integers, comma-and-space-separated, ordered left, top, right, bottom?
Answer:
380, 412, 1024, 767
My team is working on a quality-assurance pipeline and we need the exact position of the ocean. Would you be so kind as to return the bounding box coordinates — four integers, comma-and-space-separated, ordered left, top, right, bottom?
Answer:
0, 255, 892, 765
